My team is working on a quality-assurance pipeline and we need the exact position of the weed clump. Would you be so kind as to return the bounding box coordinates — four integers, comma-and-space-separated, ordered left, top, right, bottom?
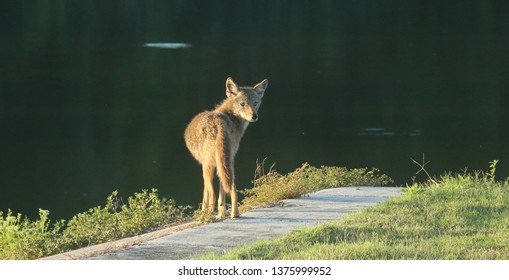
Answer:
240, 161, 393, 211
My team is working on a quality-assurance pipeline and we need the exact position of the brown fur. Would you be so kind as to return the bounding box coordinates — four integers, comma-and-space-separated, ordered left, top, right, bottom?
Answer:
184, 77, 268, 218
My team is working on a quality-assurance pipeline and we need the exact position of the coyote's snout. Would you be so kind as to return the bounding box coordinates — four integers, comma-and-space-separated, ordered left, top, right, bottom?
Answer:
184, 77, 269, 218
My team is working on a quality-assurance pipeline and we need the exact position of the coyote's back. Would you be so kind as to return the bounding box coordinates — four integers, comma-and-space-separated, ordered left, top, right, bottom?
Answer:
184, 77, 268, 218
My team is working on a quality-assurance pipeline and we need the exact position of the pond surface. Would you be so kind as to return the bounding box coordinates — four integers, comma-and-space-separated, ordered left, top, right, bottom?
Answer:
1, 1, 508, 219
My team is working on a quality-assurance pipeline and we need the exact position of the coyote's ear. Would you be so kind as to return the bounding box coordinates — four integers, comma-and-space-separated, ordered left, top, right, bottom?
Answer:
226, 77, 239, 98
254, 79, 268, 96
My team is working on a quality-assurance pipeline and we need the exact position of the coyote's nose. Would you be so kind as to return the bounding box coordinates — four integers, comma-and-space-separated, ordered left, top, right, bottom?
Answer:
251, 113, 258, 121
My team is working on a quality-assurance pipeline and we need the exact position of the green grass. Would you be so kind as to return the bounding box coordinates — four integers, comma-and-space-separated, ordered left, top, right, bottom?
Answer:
0, 189, 190, 259
206, 169, 509, 260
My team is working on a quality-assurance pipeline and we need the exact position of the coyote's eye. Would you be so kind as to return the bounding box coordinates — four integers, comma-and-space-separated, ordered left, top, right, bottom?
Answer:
240, 102, 246, 107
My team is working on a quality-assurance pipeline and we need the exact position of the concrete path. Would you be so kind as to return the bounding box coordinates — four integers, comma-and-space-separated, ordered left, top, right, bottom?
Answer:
44, 186, 402, 260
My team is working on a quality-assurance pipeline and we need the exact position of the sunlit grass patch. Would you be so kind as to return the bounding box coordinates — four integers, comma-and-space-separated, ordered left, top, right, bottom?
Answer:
206, 165, 509, 260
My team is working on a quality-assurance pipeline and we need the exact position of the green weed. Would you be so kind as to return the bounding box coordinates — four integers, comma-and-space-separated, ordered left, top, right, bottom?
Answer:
240, 161, 393, 212
488, 159, 499, 182
192, 209, 220, 224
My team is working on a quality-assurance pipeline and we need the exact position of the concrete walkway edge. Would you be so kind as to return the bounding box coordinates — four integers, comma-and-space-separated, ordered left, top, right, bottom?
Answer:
41, 222, 198, 260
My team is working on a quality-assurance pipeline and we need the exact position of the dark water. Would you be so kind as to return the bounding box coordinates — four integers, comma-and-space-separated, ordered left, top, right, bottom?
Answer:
1, 1, 508, 220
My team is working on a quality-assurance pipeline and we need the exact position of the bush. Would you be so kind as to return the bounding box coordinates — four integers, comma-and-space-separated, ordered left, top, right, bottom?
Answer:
0, 189, 191, 259
63, 189, 190, 248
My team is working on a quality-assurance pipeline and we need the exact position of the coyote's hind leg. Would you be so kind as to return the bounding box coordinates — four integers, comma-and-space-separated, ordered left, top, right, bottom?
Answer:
202, 164, 216, 213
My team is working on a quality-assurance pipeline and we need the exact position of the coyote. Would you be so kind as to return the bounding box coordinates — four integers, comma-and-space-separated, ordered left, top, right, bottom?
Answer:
184, 77, 269, 218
